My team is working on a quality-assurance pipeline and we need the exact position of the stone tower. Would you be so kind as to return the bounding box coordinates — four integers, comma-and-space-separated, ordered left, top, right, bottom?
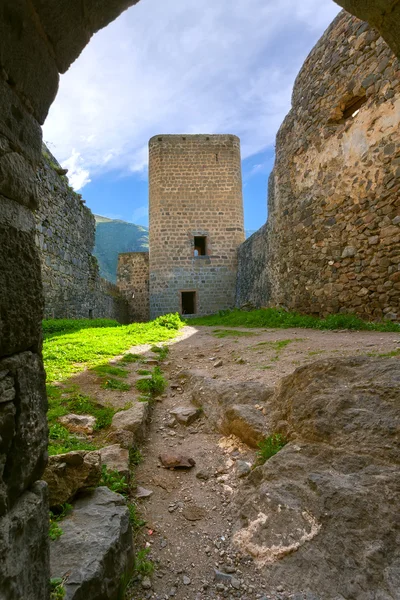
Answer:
148, 134, 244, 318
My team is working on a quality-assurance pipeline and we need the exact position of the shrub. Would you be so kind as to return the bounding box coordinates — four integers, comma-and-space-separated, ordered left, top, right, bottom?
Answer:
153, 312, 183, 330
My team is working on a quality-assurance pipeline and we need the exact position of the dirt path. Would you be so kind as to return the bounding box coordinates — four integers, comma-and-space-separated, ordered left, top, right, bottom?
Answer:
126, 325, 399, 600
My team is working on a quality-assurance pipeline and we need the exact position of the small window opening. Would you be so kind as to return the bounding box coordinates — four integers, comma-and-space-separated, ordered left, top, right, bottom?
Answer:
89, 309, 93, 319
181, 291, 196, 315
194, 236, 207, 256
342, 95, 367, 120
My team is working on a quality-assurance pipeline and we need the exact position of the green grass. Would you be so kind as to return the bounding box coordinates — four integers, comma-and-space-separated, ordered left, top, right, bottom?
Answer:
257, 433, 288, 464
150, 344, 169, 360
255, 339, 298, 351
367, 348, 400, 358
101, 378, 131, 391
120, 353, 143, 364
137, 369, 152, 375
43, 318, 120, 335
134, 548, 155, 576
212, 329, 258, 338
92, 364, 128, 378
50, 578, 65, 600
43, 315, 183, 384
136, 367, 167, 397
187, 308, 400, 332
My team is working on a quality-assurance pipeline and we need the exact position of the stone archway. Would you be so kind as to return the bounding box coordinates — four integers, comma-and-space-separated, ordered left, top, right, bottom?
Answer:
0, 0, 397, 598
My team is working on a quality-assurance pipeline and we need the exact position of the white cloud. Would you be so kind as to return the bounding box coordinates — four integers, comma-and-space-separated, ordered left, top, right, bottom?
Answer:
43, 0, 340, 190
61, 149, 91, 190
132, 205, 149, 223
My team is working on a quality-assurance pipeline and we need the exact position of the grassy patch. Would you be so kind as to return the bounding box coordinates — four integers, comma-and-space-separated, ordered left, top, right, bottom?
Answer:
92, 364, 128, 378
101, 378, 131, 391
43, 315, 183, 384
137, 369, 152, 375
129, 447, 143, 466
48, 423, 97, 456
255, 339, 298, 351
49, 503, 72, 540
187, 308, 400, 332
212, 329, 258, 338
150, 344, 169, 360
257, 433, 287, 464
367, 349, 400, 358
120, 353, 143, 364
134, 548, 155, 576
136, 367, 166, 397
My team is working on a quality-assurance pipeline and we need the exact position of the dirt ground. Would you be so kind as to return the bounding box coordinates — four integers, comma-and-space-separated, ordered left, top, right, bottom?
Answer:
123, 325, 400, 600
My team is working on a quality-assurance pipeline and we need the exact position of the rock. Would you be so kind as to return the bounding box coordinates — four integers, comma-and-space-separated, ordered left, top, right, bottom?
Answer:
222, 404, 267, 447
231, 578, 241, 589
99, 444, 130, 481
182, 505, 206, 521
142, 576, 152, 589
136, 486, 153, 498
183, 576, 191, 585
159, 452, 196, 469
196, 469, 210, 481
236, 460, 252, 478
43, 450, 101, 507
106, 428, 135, 449
59, 413, 96, 434
183, 370, 273, 443
110, 402, 149, 444
214, 569, 233, 584
50, 487, 134, 600
170, 406, 201, 425
214, 360, 223, 368
232, 357, 400, 599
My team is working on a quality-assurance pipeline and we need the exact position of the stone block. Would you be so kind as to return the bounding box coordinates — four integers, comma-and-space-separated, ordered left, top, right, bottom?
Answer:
50, 486, 134, 600
0, 148, 40, 209
43, 450, 101, 507
0, 481, 49, 600
0, 0, 59, 123
0, 352, 47, 509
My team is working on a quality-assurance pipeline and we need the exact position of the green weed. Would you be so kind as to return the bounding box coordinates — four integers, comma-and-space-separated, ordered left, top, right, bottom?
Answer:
49, 503, 72, 540
101, 378, 131, 391
187, 308, 400, 333
50, 578, 65, 600
137, 369, 152, 375
92, 364, 128, 378
129, 447, 143, 466
128, 502, 146, 532
150, 345, 169, 360
257, 433, 287, 464
367, 349, 400, 358
134, 548, 155, 576
119, 353, 143, 364
136, 367, 166, 397
100, 465, 129, 496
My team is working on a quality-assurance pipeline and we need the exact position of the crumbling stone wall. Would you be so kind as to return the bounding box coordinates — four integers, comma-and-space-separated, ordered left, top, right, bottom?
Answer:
117, 252, 150, 322
35, 147, 129, 321
237, 12, 400, 322
149, 134, 244, 318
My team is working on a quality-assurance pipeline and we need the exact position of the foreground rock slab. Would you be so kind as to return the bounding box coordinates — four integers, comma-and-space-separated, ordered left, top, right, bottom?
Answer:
43, 450, 101, 507
233, 357, 400, 599
50, 486, 134, 600
109, 401, 149, 447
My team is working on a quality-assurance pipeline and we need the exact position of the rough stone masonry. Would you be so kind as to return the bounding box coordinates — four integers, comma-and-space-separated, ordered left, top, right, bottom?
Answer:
237, 12, 400, 322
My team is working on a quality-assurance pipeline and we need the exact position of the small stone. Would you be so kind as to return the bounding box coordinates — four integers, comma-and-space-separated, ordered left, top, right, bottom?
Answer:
142, 576, 152, 590
170, 406, 201, 425
59, 413, 96, 434
231, 578, 241, 590
159, 452, 196, 469
136, 486, 153, 498
214, 360, 223, 368
196, 470, 210, 481
183, 575, 191, 585
214, 569, 233, 584
236, 460, 252, 478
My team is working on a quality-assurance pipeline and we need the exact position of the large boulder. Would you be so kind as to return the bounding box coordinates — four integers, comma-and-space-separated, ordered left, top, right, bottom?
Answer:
43, 450, 101, 507
181, 370, 274, 446
232, 357, 400, 599
50, 486, 134, 600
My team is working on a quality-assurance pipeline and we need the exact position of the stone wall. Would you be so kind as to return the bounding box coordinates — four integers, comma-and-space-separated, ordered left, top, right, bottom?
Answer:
0, 1, 138, 597
117, 252, 150, 322
237, 12, 400, 322
35, 147, 129, 322
149, 134, 244, 318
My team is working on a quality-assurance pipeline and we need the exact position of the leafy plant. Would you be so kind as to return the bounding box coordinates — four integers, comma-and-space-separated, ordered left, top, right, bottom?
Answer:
129, 447, 143, 466
49, 503, 72, 541
150, 345, 169, 360
257, 433, 287, 464
49, 520, 63, 541
50, 578, 65, 600
153, 312, 183, 330
100, 465, 128, 496
134, 548, 154, 576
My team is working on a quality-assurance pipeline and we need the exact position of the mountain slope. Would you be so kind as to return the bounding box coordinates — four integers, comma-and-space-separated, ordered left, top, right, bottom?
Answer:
93, 215, 149, 283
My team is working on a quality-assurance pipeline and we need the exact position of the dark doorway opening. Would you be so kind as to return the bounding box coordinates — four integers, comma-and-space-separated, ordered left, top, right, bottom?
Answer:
181, 291, 196, 315
194, 236, 207, 256
89, 309, 93, 319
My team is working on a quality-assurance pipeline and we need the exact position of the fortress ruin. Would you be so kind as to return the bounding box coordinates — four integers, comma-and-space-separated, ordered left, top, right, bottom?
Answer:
0, 0, 399, 597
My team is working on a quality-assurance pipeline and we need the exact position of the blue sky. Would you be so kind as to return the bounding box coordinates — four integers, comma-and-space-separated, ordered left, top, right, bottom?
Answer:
43, 0, 340, 232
